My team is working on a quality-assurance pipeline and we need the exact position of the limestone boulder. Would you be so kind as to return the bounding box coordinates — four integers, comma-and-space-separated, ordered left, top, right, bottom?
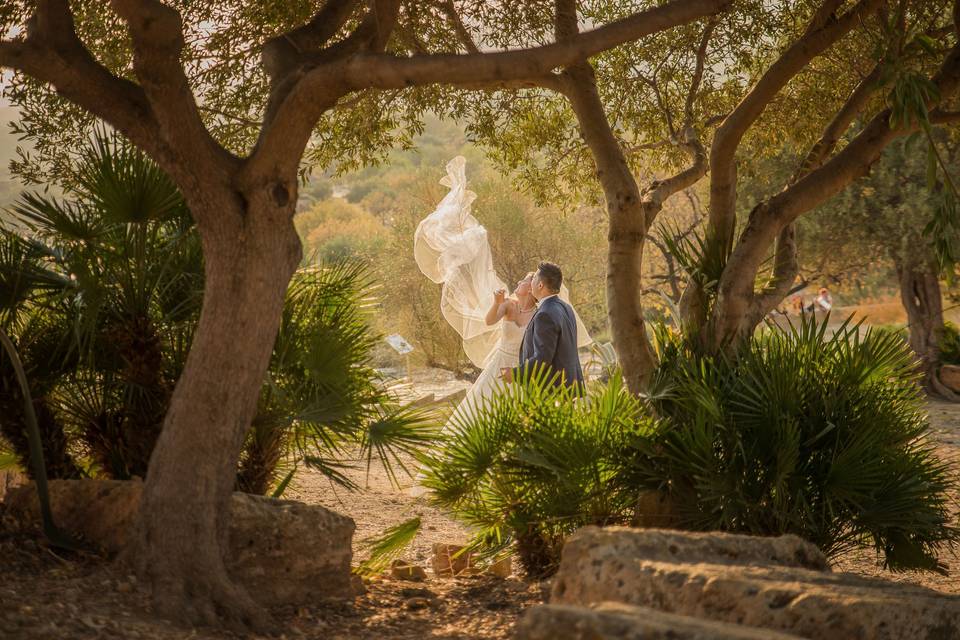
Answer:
6, 479, 355, 606
515, 602, 804, 640
549, 526, 960, 640
431, 542, 513, 578
940, 364, 960, 392
0, 467, 27, 502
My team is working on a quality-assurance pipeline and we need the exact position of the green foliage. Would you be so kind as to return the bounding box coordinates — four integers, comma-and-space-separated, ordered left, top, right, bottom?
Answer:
0, 131, 434, 493
294, 199, 388, 264
939, 321, 960, 366
640, 315, 959, 571
423, 316, 959, 575
356, 516, 423, 577
421, 366, 647, 577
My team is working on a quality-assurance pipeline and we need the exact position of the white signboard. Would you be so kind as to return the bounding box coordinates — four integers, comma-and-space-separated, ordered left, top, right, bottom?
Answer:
385, 333, 414, 355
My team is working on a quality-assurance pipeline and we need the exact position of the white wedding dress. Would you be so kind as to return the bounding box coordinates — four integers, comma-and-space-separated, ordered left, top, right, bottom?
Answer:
413, 156, 592, 434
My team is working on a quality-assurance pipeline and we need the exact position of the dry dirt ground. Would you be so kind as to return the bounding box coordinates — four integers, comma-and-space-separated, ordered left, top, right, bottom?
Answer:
2, 368, 960, 639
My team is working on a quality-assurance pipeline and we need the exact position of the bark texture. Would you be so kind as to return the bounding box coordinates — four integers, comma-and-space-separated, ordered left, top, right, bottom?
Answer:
129, 192, 302, 628
898, 259, 957, 399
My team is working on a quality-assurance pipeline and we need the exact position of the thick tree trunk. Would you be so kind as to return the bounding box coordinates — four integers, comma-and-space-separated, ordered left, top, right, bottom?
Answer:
607, 202, 659, 393
557, 63, 658, 394
898, 258, 956, 399
128, 191, 301, 630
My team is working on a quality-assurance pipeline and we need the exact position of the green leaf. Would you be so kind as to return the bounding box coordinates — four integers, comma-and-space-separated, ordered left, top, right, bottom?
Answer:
271, 467, 297, 498
356, 517, 422, 577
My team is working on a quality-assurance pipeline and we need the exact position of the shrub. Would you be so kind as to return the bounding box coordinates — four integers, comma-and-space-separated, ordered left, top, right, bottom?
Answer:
423, 315, 959, 575
0, 131, 434, 494
939, 321, 960, 365
421, 367, 645, 577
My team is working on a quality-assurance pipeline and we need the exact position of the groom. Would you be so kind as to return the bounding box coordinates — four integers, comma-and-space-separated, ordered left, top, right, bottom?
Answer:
501, 261, 584, 390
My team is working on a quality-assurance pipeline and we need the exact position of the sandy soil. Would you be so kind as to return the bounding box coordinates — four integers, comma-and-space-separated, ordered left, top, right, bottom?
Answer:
3, 368, 960, 639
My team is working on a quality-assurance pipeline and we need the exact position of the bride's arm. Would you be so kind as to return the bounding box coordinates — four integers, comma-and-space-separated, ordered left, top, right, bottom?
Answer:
484, 290, 510, 326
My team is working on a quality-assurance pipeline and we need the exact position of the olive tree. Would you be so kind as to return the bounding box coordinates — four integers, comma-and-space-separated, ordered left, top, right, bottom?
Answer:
0, 0, 727, 628
458, 0, 960, 391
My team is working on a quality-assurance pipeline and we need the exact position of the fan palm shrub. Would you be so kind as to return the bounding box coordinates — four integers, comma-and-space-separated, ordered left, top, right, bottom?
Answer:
0, 130, 434, 493
633, 315, 959, 572
422, 316, 958, 576
420, 366, 647, 577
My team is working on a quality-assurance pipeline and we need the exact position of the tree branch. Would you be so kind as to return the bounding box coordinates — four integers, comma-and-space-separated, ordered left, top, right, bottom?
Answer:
109, 0, 231, 177
437, 0, 480, 54
749, 62, 884, 323
644, 130, 708, 220
251, 0, 729, 192
0, 2, 175, 172
792, 63, 883, 182
707, 0, 883, 252
339, 0, 732, 90
638, 73, 677, 139
715, 36, 960, 340
262, 0, 360, 81
683, 18, 717, 129
253, 0, 405, 183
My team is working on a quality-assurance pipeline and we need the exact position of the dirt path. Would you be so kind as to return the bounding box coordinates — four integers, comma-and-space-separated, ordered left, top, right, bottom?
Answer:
286, 368, 473, 566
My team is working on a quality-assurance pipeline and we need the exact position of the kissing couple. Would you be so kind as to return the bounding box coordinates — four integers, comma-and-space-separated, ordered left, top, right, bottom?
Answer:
495, 261, 584, 391
413, 156, 592, 440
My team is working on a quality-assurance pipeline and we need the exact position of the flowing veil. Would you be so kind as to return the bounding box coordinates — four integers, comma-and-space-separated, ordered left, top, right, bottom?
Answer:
414, 156, 592, 372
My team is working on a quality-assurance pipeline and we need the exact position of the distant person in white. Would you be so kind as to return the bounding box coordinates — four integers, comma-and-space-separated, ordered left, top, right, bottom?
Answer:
813, 287, 833, 312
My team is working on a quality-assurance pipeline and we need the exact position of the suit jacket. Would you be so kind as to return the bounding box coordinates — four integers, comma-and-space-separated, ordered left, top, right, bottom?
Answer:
513, 295, 584, 390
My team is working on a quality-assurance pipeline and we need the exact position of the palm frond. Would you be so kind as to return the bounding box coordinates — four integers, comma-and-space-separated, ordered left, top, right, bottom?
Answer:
356, 517, 422, 576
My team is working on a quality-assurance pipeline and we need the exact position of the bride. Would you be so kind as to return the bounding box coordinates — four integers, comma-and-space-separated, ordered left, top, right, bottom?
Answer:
413, 156, 591, 434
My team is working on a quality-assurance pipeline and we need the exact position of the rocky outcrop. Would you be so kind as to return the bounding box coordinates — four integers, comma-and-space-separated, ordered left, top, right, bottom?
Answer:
939, 364, 960, 393
432, 543, 512, 578
6, 479, 355, 606
535, 526, 960, 640
515, 602, 804, 640
0, 467, 26, 502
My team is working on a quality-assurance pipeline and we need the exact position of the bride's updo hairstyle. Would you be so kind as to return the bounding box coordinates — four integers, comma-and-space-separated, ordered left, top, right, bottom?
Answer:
537, 261, 563, 293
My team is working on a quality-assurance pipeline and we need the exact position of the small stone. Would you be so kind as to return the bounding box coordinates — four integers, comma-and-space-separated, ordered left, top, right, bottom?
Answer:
390, 559, 428, 581
405, 597, 432, 611
484, 556, 512, 578
116, 581, 132, 593
431, 543, 474, 578
350, 574, 367, 595
940, 364, 960, 392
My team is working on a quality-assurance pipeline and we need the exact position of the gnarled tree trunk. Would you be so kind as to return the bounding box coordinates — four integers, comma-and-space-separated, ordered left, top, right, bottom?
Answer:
897, 257, 956, 399
558, 62, 658, 394
129, 189, 302, 629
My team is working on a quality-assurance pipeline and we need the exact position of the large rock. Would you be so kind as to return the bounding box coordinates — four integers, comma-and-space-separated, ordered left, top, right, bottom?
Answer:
0, 467, 27, 502
548, 526, 960, 640
940, 364, 960, 393
516, 602, 804, 640
6, 479, 355, 606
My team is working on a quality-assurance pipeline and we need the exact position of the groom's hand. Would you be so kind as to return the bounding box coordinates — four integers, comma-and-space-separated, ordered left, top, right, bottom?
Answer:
499, 368, 513, 383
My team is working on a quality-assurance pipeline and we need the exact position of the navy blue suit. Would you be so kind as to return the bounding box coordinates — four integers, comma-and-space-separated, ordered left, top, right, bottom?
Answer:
513, 295, 584, 389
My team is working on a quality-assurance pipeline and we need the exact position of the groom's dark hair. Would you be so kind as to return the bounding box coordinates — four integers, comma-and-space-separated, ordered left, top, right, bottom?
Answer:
537, 261, 563, 292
